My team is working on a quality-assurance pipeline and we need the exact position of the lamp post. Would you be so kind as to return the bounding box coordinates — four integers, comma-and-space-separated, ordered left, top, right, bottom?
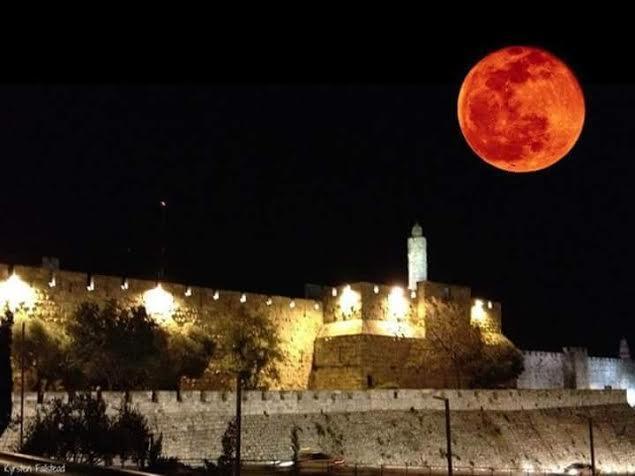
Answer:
588, 417, 595, 476
433, 395, 452, 476
19, 319, 25, 448
576, 412, 595, 475
234, 372, 243, 476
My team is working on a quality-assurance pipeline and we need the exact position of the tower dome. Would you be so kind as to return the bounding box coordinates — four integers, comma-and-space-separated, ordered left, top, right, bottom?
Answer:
411, 223, 423, 237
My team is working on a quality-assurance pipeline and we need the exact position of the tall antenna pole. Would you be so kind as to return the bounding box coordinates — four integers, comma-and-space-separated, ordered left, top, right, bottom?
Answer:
159, 200, 167, 282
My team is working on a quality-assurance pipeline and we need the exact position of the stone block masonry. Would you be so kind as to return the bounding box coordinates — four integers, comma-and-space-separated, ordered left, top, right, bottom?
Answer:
0, 262, 507, 391
1, 389, 634, 472
0, 263, 323, 390
519, 348, 635, 405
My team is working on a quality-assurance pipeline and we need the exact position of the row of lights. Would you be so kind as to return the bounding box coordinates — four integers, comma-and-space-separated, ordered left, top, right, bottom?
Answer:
334, 284, 417, 299
335, 284, 411, 320
40, 270, 306, 306
1, 268, 318, 315
474, 298, 494, 309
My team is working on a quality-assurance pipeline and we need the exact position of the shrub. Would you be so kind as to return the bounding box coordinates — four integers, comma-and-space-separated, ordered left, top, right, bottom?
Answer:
21, 393, 113, 465
111, 403, 152, 468
21, 393, 154, 469
218, 418, 238, 474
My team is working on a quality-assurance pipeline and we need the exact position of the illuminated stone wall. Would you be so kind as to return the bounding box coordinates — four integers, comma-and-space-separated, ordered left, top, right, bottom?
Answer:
2, 389, 635, 472
312, 335, 458, 389
0, 263, 323, 390
320, 282, 423, 338
517, 351, 565, 389
470, 299, 502, 333
0, 263, 513, 392
519, 347, 635, 405
314, 280, 508, 389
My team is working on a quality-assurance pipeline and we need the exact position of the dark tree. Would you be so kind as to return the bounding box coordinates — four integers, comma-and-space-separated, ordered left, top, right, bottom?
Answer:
111, 403, 152, 468
22, 393, 155, 468
21, 393, 113, 465
291, 424, 302, 476
216, 418, 238, 472
156, 325, 216, 390
425, 305, 483, 387
0, 309, 14, 437
11, 318, 73, 391
216, 309, 283, 390
424, 301, 524, 388
66, 301, 163, 390
469, 337, 525, 388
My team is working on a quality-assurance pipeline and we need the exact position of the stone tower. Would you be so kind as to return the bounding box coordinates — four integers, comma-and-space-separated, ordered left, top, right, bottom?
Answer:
407, 223, 427, 290
620, 337, 631, 360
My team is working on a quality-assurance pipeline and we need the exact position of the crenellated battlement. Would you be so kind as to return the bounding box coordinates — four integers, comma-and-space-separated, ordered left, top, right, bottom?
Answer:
9, 388, 629, 417
0, 262, 324, 390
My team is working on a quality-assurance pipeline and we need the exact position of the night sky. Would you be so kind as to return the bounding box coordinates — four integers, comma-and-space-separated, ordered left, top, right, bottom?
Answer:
1, 31, 634, 357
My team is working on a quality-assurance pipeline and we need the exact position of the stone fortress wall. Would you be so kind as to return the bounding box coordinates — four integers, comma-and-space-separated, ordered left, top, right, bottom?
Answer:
2, 258, 635, 397
0, 263, 323, 390
0, 262, 505, 391
518, 347, 635, 405
2, 389, 635, 472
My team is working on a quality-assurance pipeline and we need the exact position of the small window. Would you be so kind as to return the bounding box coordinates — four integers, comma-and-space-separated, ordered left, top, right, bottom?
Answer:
367, 375, 374, 388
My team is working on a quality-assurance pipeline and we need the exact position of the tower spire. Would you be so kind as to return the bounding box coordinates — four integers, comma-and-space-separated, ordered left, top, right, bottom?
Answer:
407, 222, 427, 290
620, 337, 631, 360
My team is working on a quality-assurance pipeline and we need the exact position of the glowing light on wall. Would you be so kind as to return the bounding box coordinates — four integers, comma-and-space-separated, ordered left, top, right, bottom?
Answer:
184, 286, 192, 297
0, 273, 36, 312
387, 286, 408, 320
143, 284, 175, 323
289, 300, 296, 309
266, 297, 273, 306
331, 287, 337, 297
488, 300, 493, 309
471, 299, 486, 324
121, 278, 129, 291
410, 290, 417, 299
86, 275, 95, 292
213, 291, 219, 301
314, 302, 320, 310
373, 285, 379, 294
48, 273, 56, 288
339, 285, 360, 316
240, 293, 247, 303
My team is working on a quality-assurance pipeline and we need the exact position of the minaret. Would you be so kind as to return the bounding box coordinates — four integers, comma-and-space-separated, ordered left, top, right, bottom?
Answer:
620, 337, 631, 360
407, 222, 427, 290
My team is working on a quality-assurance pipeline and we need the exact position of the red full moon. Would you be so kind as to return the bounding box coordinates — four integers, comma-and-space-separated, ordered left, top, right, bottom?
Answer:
458, 46, 585, 172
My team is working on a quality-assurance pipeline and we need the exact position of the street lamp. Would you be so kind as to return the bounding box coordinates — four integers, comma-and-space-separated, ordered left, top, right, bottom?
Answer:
589, 417, 595, 476
574, 412, 595, 475
234, 371, 245, 476
433, 395, 453, 476
19, 319, 24, 448
0, 269, 34, 449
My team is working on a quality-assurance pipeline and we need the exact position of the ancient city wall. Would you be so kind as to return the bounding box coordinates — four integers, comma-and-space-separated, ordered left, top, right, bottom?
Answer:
517, 351, 565, 389
2, 263, 512, 392
518, 348, 635, 406
0, 263, 323, 390
2, 389, 634, 472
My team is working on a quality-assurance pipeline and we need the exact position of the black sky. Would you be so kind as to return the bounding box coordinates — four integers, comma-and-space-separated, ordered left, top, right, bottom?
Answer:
1, 30, 634, 357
